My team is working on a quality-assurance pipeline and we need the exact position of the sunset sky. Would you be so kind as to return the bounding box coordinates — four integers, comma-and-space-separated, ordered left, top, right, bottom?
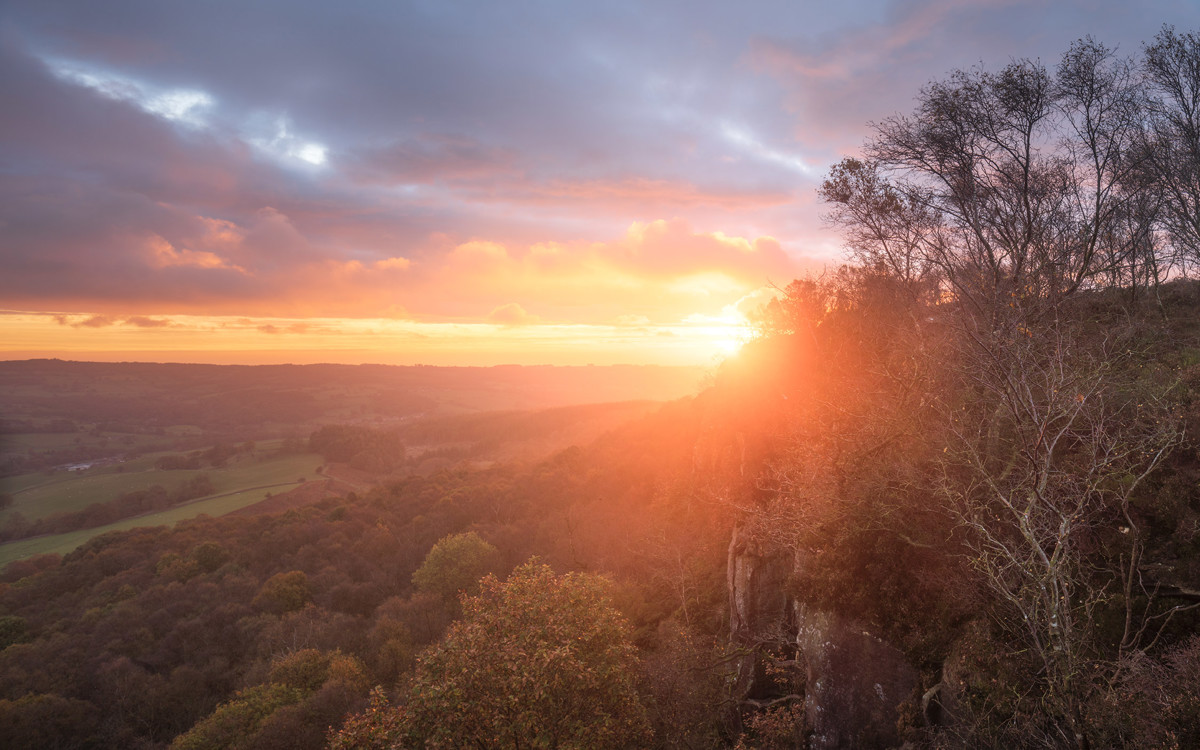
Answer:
2, 0, 1197, 365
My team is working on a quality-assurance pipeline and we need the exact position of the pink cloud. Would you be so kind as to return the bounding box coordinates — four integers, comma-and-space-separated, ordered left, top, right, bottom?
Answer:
463, 175, 793, 213
146, 235, 245, 272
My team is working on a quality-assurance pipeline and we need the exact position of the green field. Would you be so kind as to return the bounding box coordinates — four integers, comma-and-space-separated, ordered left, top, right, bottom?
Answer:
1, 449, 319, 522
0, 451, 324, 567
0, 430, 172, 455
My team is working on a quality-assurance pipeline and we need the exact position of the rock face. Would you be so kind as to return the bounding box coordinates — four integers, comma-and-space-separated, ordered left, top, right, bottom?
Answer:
796, 604, 918, 749
728, 525, 919, 749
727, 523, 795, 699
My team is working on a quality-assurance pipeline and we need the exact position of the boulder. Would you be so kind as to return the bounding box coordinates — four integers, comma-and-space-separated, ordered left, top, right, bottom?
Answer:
796, 604, 918, 750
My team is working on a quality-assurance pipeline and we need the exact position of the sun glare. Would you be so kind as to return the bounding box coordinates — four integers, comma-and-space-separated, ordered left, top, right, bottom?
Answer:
716, 337, 744, 356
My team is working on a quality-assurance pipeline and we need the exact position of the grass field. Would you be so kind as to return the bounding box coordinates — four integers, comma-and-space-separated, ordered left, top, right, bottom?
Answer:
0, 450, 324, 567
1, 449, 320, 522
0, 430, 171, 455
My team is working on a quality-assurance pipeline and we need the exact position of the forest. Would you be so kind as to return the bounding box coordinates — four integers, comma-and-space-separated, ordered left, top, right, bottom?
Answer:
0, 360, 700, 477
4, 25, 1200, 750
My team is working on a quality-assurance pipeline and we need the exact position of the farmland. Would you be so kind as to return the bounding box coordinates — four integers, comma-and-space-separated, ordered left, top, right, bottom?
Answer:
0, 447, 324, 565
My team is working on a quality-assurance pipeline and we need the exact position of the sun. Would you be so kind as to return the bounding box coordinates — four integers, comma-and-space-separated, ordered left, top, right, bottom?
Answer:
715, 337, 744, 356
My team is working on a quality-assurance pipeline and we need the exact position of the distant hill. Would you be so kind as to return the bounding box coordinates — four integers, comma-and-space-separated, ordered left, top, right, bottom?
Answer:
0, 359, 705, 434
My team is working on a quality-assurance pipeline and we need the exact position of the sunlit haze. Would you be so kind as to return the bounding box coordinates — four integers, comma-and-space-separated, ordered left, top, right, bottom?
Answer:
1, 0, 1194, 365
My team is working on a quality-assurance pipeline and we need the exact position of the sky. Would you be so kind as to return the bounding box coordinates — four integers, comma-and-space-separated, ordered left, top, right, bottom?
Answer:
2, 0, 1197, 366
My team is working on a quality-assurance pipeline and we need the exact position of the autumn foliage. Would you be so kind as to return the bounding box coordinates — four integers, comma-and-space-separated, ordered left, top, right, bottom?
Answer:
404, 561, 650, 749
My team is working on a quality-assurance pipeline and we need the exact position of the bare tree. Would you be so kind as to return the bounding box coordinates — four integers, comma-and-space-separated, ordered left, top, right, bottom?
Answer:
937, 313, 1180, 748
818, 158, 942, 291
817, 35, 1195, 748
1144, 25, 1200, 266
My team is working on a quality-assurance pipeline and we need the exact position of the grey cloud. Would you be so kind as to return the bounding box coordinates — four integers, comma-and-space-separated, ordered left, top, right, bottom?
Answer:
3, 0, 1199, 318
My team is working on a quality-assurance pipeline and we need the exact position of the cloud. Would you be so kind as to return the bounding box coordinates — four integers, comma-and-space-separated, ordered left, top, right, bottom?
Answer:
247, 116, 328, 167
729, 286, 785, 321
611, 219, 794, 280
461, 176, 794, 213
255, 321, 322, 335
374, 257, 411, 271
487, 302, 540, 326
452, 240, 509, 264
383, 218, 822, 326
741, 0, 1166, 154
52, 313, 117, 328
146, 235, 245, 272
124, 315, 171, 327
3, 0, 1193, 340
48, 59, 216, 128
348, 134, 518, 185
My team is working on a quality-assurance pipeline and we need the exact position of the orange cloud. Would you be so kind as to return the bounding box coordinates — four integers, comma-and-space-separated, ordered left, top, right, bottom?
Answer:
124, 316, 172, 328
11, 198, 822, 327
451, 240, 509, 265
0, 310, 754, 367
146, 235, 244, 272
488, 302, 539, 326
374, 256, 411, 271
374, 219, 817, 328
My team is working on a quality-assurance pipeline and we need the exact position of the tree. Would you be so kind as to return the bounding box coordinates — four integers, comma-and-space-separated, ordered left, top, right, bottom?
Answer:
171, 649, 368, 750
404, 560, 650, 749
0, 616, 27, 650
823, 40, 1161, 314
818, 33, 1194, 748
327, 687, 407, 750
171, 683, 304, 750
1144, 26, 1200, 265
0, 693, 101, 749
410, 531, 499, 601
937, 321, 1180, 746
253, 570, 313, 614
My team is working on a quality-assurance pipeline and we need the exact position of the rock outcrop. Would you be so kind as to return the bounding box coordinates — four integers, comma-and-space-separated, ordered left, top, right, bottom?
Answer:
729, 526, 920, 749
795, 604, 918, 749
728, 523, 796, 700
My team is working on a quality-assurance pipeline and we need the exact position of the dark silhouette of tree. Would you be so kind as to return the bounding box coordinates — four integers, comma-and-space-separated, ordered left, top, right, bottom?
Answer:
1144, 26, 1200, 264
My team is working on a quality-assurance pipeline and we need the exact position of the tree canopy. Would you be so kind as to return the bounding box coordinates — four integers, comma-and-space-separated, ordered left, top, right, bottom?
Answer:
410, 531, 500, 602
404, 560, 650, 749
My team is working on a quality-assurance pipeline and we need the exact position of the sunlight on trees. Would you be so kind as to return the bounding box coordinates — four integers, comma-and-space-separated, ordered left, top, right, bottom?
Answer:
410, 530, 500, 602
172, 649, 368, 750
405, 560, 650, 749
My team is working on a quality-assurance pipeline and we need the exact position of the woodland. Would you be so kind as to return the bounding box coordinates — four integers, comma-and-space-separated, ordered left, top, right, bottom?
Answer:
4, 25, 1200, 750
